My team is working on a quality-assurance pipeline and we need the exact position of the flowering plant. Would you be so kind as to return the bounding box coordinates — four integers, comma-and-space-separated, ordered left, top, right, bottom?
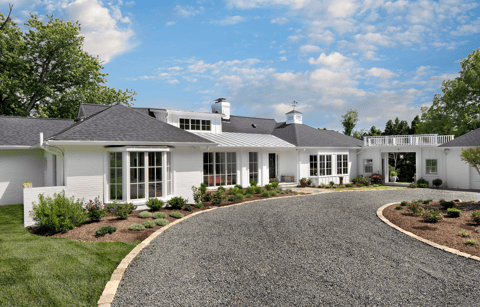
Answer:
472, 211, 480, 225
369, 173, 384, 184
85, 196, 105, 222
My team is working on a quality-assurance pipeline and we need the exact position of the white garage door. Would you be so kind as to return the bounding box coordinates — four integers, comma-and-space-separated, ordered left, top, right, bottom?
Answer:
470, 166, 480, 190
0, 149, 44, 206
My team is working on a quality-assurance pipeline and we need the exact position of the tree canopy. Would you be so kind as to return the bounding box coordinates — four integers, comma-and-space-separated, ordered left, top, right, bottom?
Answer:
460, 147, 480, 176
0, 12, 136, 119
417, 48, 480, 138
341, 109, 358, 136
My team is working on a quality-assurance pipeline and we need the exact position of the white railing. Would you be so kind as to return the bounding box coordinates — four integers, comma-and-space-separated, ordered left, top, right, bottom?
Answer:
364, 134, 454, 147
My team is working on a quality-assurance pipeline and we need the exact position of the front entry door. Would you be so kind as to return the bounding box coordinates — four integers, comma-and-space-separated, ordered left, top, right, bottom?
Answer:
269, 153, 276, 180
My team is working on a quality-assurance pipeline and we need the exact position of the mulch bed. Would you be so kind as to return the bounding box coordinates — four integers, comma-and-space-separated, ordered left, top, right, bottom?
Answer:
27, 190, 303, 242
383, 200, 480, 258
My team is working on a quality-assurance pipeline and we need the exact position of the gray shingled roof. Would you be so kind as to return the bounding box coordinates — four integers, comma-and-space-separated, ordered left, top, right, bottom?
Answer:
439, 128, 480, 147
0, 116, 74, 146
76, 103, 152, 120
222, 115, 278, 134
272, 123, 364, 147
49, 104, 214, 144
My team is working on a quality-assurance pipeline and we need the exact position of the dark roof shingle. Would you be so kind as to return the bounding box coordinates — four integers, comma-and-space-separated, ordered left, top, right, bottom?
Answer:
221, 115, 278, 134
439, 128, 480, 147
0, 116, 74, 146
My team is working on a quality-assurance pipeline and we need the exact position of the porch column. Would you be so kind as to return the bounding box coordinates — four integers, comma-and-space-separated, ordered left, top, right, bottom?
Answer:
415, 149, 421, 182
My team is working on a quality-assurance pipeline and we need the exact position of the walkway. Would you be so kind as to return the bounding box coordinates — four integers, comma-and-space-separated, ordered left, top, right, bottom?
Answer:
112, 189, 480, 306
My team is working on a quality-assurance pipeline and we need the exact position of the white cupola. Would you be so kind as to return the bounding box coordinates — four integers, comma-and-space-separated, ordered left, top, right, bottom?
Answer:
212, 98, 231, 120
286, 109, 302, 124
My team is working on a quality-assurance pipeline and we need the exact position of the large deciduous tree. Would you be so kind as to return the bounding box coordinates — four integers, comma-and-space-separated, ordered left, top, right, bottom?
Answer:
341, 109, 359, 136
417, 48, 480, 137
0, 13, 136, 119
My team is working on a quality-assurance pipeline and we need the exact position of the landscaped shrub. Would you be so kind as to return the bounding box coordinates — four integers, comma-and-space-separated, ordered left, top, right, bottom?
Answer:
139, 211, 153, 218
272, 182, 279, 188
245, 186, 255, 194
154, 218, 169, 226
409, 183, 418, 188
235, 192, 244, 200
85, 197, 105, 222
395, 206, 403, 210
432, 179, 443, 188
352, 177, 358, 184
441, 201, 456, 210
285, 189, 292, 193
250, 180, 257, 186
217, 186, 226, 193
114, 203, 137, 219
152, 212, 167, 219
143, 220, 155, 228
332, 185, 337, 188
262, 191, 270, 197
307, 179, 312, 186
299, 178, 308, 187
229, 196, 237, 201
400, 201, 408, 206
195, 202, 204, 209
168, 197, 186, 209
369, 173, 384, 184
423, 209, 443, 223
200, 183, 208, 195
471, 211, 480, 225
355, 175, 371, 186
95, 225, 117, 236
465, 239, 478, 246
146, 198, 164, 211
329, 181, 335, 187
214, 190, 226, 200
129, 224, 145, 231
254, 186, 262, 194
339, 185, 345, 188
170, 211, 184, 219
416, 178, 429, 188
460, 230, 469, 237
31, 191, 87, 233
447, 208, 462, 217
185, 204, 193, 211
246, 193, 253, 198
423, 199, 432, 205
345, 184, 352, 188
211, 195, 222, 205
202, 193, 213, 202
265, 184, 272, 191
191, 186, 203, 204
235, 184, 243, 190
356, 183, 364, 187
407, 201, 424, 216
270, 191, 277, 196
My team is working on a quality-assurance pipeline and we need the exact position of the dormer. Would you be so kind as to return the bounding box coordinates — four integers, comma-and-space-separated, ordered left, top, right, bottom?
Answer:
286, 109, 302, 124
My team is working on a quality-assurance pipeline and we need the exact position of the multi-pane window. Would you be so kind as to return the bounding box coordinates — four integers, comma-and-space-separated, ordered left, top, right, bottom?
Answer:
130, 152, 145, 199
310, 155, 318, 176
337, 155, 348, 175
148, 152, 163, 198
249, 152, 258, 183
226, 152, 237, 185
426, 159, 438, 175
203, 152, 236, 187
179, 118, 210, 131
166, 152, 172, 196
319, 155, 332, 176
110, 152, 123, 200
364, 159, 373, 173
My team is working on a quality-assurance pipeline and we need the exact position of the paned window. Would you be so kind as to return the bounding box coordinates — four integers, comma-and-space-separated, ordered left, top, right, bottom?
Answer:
337, 154, 348, 175
203, 152, 236, 187
180, 118, 190, 130
310, 155, 318, 176
202, 120, 211, 131
130, 152, 145, 199
109, 152, 123, 200
426, 159, 438, 175
249, 152, 258, 183
191, 119, 201, 130
364, 159, 373, 173
180, 118, 211, 131
319, 155, 332, 176
148, 152, 163, 198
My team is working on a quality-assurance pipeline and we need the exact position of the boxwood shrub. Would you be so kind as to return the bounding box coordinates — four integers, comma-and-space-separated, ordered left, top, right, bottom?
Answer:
228, 196, 237, 201
95, 225, 117, 236
447, 208, 462, 217
272, 182, 279, 188
262, 191, 270, 197
146, 198, 164, 211
114, 202, 137, 220
168, 197, 186, 209
245, 186, 255, 194
441, 201, 456, 210
195, 202, 204, 209
184, 204, 193, 211
270, 191, 277, 197
245, 193, 253, 198
254, 186, 262, 194
202, 193, 213, 202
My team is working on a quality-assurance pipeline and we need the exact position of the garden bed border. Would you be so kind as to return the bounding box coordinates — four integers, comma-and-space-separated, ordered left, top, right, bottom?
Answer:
377, 202, 480, 263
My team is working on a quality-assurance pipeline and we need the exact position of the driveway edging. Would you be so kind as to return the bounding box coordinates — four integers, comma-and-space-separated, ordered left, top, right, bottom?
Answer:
97, 194, 309, 307
377, 202, 480, 262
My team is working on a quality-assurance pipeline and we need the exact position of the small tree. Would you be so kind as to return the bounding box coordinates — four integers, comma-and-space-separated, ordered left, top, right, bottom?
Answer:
460, 147, 480, 176
341, 109, 359, 136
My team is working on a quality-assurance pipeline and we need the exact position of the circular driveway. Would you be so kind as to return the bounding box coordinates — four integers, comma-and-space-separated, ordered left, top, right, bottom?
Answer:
113, 190, 480, 306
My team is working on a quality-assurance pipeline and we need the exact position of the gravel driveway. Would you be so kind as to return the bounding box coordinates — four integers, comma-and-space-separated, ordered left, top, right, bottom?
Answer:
112, 189, 480, 306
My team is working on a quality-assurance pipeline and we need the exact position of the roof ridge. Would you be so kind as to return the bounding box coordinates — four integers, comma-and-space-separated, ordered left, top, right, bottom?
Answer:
0, 116, 74, 121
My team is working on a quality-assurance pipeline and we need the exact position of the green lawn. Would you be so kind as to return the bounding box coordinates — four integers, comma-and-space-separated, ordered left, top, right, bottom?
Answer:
0, 204, 139, 307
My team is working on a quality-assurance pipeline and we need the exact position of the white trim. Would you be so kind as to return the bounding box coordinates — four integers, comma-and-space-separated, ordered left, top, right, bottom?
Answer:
106, 147, 173, 152
44, 140, 216, 146
0, 146, 33, 149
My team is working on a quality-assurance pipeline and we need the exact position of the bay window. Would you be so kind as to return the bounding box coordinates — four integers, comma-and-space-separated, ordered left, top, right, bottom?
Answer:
204, 152, 237, 187
130, 152, 145, 200
148, 152, 162, 198
319, 155, 332, 176
109, 152, 123, 200
310, 155, 318, 176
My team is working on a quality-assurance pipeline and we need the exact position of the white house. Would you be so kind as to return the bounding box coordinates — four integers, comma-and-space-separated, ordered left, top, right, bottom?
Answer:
0, 98, 477, 227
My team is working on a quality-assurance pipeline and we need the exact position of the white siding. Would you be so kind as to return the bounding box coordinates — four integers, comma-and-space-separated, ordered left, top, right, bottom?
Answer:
23, 186, 66, 227
302, 149, 352, 185
278, 151, 297, 182
470, 166, 480, 190
446, 149, 470, 189
0, 149, 44, 206
172, 147, 203, 202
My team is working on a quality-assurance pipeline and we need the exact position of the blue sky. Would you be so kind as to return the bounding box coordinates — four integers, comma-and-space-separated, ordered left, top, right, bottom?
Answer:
2, 0, 480, 131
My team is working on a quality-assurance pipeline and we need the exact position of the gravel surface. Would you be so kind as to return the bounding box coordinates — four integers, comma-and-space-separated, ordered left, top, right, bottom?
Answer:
112, 189, 480, 307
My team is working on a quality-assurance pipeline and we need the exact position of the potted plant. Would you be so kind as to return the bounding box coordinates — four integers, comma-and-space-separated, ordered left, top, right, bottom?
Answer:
389, 170, 398, 183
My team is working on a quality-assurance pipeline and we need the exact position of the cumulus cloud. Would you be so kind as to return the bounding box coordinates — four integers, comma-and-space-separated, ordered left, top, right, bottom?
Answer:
172, 5, 204, 18
308, 52, 353, 69
365, 67, 399, 79
298, 44, 322, 53
211, 15, 246, 25
66, 0, 136, 64
271, 17, 289, 24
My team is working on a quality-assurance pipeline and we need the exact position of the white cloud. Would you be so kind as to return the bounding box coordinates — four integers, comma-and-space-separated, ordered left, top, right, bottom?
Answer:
271, 17, 289, 25
298, 44, 321, 53
166, 21, 176, 26
279, 56, 288, 61
327, 0, 357, 18
167, 79, 179, 84
211, 15, 246, 25
308, 52, 353, 69
287, 35, 303, 43
365, 67, 399, 79
224, 0, 308, 9
173, 5, 204, 18
66, 0, 136, 64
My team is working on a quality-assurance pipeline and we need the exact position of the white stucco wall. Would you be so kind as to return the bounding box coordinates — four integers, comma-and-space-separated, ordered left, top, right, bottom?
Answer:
0, 149, 45, 206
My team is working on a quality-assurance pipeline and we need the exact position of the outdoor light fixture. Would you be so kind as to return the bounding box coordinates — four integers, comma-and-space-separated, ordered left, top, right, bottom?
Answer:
400, 154, 404, 159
